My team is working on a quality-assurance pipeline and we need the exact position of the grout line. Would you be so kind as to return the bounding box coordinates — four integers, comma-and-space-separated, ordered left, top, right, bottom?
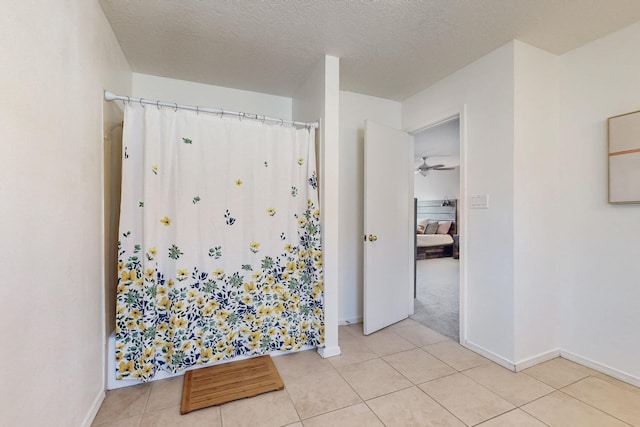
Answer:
556, 384, 635, 426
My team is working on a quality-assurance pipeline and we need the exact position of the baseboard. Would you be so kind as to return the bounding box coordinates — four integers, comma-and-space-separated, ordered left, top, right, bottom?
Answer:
317, 345, 342, 358
81, 390, 105, 427
560, 350, 640, 388
514, 349, 561, 372
339, 317, 362, 326
462, 340, 516, 371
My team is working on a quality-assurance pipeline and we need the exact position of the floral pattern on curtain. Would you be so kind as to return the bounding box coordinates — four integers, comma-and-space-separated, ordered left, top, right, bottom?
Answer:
115, 105, 323, 381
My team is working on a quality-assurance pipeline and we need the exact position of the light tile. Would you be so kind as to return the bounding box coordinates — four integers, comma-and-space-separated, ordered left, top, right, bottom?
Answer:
522, 357, 596, 388
563, 376, 640, 425
392, 324, 450, 346
464, 363, 554, 406
141, 405, 221, 427
423, 341, 489, 371
386, 318, 423, 329
419, 373, 514, 426
367, 386, 465, 427
522, 390, 629, 426
272, 349, 333, 380
220, 389, 299, 427
359, 329, 416, 357
93, 415, 142, 427
476, 409, 547, 427
145, 376, 183, 413
383, 348, 456, 384
338, 358, 412, 400
329, 334, 378, 369
93, 383, 151, 425
595, 373, 640, 395
286, 369, 361, 419
343, 323, 365, 337
302, 403, 384, 427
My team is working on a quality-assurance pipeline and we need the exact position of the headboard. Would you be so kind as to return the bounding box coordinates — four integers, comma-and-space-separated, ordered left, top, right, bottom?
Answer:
415, 199, 457, 235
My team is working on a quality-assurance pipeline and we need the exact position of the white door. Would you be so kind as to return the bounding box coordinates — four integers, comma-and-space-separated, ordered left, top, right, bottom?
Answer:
363, 120, 413, 335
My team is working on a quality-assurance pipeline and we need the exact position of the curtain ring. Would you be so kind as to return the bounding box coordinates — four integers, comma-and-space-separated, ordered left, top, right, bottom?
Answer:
279, 118, 284, 126
261, 115, 266, 124
156, 100, 160, 110
174, 103, 178, 112
139, 97, 145, 108
239, 112, 244, 121
196, 106, 199, 115
126, 96, 130, 104
219, 109, 224, 118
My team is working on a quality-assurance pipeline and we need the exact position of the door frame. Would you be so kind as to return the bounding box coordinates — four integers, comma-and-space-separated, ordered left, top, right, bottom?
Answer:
407, 105, 467, 344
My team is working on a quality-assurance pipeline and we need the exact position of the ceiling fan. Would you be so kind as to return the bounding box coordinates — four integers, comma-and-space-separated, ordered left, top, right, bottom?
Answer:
414, 156, 457, 176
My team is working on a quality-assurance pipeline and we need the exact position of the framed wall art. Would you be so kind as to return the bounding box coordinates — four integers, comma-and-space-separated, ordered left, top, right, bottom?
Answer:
608, 110, 640, 204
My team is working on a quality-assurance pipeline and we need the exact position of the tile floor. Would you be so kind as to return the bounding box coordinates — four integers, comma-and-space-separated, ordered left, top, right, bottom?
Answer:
93, 320, 640, 426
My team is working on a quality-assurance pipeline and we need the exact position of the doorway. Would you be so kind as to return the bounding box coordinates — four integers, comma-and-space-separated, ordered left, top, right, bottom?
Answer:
411, 117, 461, 341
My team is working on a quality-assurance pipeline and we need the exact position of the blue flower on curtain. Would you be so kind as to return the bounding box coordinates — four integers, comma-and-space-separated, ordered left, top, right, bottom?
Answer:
115, 105, 323, 381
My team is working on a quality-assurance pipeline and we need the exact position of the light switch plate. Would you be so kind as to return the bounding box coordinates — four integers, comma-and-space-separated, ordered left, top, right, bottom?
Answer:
470, 194, 489, 209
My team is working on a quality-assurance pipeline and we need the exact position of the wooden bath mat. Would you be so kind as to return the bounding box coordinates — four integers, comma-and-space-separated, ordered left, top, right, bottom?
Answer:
180, 355, 284, 414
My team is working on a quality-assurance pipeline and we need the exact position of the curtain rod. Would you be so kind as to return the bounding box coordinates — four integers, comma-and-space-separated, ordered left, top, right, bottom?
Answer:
104, 91, 319, 129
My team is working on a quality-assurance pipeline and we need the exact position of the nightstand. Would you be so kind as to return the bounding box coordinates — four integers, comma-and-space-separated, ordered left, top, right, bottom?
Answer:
453, 235, 459, 259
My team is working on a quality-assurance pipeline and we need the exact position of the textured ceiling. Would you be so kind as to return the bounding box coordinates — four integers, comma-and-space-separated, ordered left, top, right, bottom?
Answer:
99, 0, 640, 101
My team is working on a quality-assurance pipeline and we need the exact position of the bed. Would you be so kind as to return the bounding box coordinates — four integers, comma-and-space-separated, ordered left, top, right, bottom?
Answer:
414, 199, 457, 260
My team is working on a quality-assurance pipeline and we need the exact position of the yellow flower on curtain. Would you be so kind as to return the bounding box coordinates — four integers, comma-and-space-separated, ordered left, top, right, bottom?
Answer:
249, 241, 260, 253
176, 269, 188, 280
266, 207, 276, 216
243, 281, 255, 293
200, 348, 213, 360
235, 179, 243, 186
160, 216, 171, 226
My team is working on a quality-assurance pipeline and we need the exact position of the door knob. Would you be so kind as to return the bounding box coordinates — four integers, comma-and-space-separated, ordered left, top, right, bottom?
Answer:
368, 234, 378, 241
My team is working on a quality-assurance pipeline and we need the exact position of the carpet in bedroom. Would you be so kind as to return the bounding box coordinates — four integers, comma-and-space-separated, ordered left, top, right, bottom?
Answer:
411, 257, 460, 341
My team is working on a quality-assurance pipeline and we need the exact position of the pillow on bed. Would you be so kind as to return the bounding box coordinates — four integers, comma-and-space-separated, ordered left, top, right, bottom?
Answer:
419, 218, 430, 227
436, 221, 452, 234
425, 222, 439, 234
416, 224, 426, 234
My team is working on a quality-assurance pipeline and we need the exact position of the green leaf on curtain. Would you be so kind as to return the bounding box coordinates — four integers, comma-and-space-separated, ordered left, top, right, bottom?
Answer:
241, 264, 252, 271
192, 196, 201, 204
139, 201, 144, 207
208, 246, 222, 258
261, 257, 274, 270
291, 187, 298, 197
229, 273, 243, 287
182, 138, 192, 144
168, 244, 183, 259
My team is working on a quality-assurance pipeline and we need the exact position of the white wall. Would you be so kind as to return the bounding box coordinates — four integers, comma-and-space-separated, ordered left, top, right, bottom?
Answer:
403, 43, 517, 363
0, 1, 131, 426
557, 22, 640, 382
512, 41, 561, 363
413, 119, 460, 202
414, 170, 460, 202
293, 55, 342, 357
132, 73, 292, 120
339, 91, 402, 324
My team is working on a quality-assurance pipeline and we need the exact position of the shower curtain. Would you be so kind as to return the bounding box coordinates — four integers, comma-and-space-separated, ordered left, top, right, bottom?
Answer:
115, 104, 323, 381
